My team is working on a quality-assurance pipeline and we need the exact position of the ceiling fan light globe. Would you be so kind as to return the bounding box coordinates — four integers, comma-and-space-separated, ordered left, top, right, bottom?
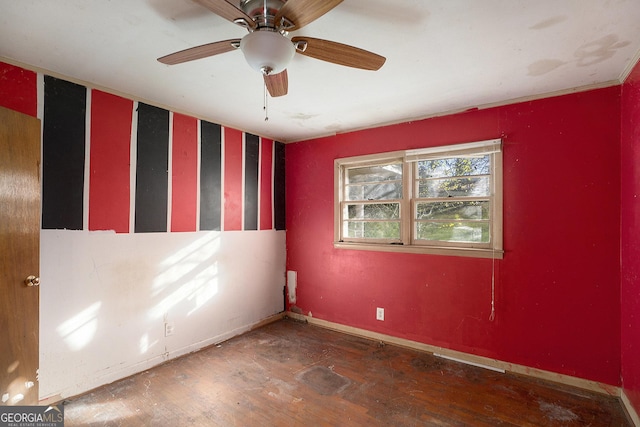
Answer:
240, 30, 294, 75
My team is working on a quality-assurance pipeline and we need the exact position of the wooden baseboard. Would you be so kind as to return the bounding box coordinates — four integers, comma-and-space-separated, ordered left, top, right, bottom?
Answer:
286, 312, 620, 397
250, 312, 287, 331
622, 390, 640, 427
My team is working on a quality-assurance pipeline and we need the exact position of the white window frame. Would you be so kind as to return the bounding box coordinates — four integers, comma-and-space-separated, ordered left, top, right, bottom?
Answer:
334, 139, 503, 259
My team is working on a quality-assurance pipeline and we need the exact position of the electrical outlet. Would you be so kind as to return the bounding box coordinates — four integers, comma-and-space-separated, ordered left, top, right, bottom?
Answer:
164, 322, 175, 337
376, 307, 385, 321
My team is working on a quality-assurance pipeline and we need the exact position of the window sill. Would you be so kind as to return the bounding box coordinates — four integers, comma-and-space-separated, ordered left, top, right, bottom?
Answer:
333, 241, 504, 259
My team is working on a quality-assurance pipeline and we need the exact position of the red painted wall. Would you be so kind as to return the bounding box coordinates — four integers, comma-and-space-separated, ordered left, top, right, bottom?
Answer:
260, 138, 274, 230
171, 113, 198, 232
0, 62, 36, 117
286, 87, 622, 386
224, 127, 243, 231
621, 59, 640, 412
89, 90, 133, 233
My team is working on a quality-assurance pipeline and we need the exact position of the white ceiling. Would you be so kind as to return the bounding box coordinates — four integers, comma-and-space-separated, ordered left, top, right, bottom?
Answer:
1, 0, 639, 142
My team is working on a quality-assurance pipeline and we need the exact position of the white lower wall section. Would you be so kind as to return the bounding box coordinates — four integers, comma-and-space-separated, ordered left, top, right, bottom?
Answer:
39, 229, 286, 401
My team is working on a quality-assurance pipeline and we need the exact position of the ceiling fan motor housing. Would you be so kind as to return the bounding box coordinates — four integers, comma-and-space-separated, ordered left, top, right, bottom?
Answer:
240, 0, 285, 28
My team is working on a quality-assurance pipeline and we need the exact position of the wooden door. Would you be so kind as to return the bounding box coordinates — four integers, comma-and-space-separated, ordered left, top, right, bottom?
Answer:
0, 105, 41, 405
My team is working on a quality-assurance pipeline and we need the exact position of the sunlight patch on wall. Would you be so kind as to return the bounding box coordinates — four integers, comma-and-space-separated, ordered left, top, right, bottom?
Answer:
139, 333, 149, 354
56, 302, 102, 351
148, 232, 221, 319
187, 264, 219, 317
148, 270, 219, 320
151, 233, 220, 296
138, 332, 159, 355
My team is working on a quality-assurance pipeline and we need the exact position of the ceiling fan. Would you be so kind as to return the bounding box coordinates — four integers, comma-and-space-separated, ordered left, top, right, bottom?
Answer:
157, 0, 386, 97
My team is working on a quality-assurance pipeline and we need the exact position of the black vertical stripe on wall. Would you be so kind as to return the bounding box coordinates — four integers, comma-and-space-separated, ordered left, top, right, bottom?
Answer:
199, 121, 221, 231
244, 133, 260, 231
134, 103, 169, 233
42, 76, 86, 230
274, 141, 286, 231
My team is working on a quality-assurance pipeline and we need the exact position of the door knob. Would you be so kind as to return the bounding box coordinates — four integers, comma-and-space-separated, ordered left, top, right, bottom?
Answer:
24, 275, 40, 287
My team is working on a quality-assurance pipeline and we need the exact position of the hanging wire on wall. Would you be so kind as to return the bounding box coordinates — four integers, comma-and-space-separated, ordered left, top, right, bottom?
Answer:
489, 247, 496, 322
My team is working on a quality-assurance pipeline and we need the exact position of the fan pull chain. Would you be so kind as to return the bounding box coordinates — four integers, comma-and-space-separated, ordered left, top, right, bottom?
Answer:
263, 80, 269, 121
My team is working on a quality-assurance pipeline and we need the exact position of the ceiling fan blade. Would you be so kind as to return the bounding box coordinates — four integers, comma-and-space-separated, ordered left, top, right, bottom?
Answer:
193, 0, 257, 29
264, 70, 288, 97
275, 0, 343, 31
158, 39, 240, 65
291, 37, 386, 71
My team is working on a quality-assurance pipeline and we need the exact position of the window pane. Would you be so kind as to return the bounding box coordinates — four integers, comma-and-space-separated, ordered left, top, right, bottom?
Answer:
347, 182, 402, 201
418, 176, 489, 198
417, 156, 490, 179
347, 203, 400, 219
416, 201, 489, 220
347, 164, 402, 183
416, 221, 490, 243
345, 221, 401, 239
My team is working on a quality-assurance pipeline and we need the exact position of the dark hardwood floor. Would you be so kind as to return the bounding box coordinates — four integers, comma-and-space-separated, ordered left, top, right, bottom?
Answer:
63, 318, 632, 426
